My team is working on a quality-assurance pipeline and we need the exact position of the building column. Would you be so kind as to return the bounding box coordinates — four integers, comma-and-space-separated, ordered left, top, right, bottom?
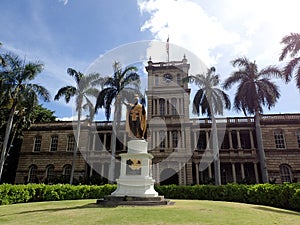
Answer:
156, 163, 160, 184
194, 131, 197, 150
254, 163, 259, 183
101, 164, 104, 177
236, 130, 242, 149
206, 130, 210, 149
183, 163, 187, 185
208, 163, 212, 179
92, 133, 96, 151
181, 131, 184, 149
195, 163, 200, 184
123, 132, 126, 151
169, 131, 172, 149
179, 162, 182, 185
249, 130, 255, 149
103, 133, 107, 150
241, 163, 245, 180
89, 164, 93, 177
232, 163, 237, 183
228, 130, 233, 149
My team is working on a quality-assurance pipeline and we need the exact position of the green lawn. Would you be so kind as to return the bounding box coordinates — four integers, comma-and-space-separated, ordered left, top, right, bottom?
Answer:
0, 199, 299, 225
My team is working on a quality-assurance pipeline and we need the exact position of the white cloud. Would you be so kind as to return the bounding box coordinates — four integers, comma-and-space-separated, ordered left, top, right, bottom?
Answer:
137, 0, 300, 116
58, 0, 68, 5
138, 0, 241, 66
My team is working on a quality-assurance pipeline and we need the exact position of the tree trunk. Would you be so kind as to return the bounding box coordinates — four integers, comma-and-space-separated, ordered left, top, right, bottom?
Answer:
211, 114, 221, 185
0, 104, 17, 182
108, 98, 122, 183
255, 111, 268, 183
70, 105, 82, 185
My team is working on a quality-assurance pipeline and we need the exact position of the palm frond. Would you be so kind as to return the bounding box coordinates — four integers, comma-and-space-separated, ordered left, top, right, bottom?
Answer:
192, 89, 204, 116
23, 62, 44, 80
222, 71, 245, 89
28, 84, 50, 102
279, 33, 300, 60
258, 66, 282, 79
282, 57, 300, 82
67, 68, 82, 84
54, 86, 76, 102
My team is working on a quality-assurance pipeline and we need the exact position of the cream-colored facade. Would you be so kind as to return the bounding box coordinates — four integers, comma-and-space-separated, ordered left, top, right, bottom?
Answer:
15, 58, 300, 185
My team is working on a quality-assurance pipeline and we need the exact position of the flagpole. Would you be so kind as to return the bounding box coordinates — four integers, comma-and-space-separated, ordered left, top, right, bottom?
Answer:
166, 36, 169, 62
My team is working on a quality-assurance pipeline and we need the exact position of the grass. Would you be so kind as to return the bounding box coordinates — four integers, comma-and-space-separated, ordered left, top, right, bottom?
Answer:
0, 199, 299, 225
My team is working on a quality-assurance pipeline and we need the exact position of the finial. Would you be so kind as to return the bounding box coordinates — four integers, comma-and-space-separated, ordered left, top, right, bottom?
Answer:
182, 54, 187, 63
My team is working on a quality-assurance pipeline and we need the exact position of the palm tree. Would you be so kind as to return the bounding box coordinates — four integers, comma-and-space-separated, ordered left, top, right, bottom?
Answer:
54, 68, 103, 184
95, 62, 140, 183
223, 57, 282, 183
279, 33, 300, 90
0, 42, 4, 67
183, 67, 231, 185
0, 52, 50, 182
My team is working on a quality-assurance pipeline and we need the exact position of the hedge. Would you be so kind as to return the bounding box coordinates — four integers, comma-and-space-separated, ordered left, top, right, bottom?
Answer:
0, 184, 116, 205
155, 183, 300, 211
0, 183, 299, 211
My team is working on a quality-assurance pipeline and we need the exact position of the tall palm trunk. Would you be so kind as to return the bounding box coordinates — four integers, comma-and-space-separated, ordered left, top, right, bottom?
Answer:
108, 97, 122, 183
0, 104, 17, 182
70, 101, 82, 185
254, 111, 268, 183
211, 114, 221, 185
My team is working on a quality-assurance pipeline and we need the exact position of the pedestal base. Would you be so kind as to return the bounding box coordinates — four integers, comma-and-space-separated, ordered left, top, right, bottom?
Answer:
111, 177, 158, 197
97, 195, 172, 206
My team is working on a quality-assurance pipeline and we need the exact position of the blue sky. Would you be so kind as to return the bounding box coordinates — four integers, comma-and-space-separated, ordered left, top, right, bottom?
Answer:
1, 0, 300, 120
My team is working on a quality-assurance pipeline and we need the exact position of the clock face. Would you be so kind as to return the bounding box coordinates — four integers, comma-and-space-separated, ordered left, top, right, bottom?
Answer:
163, 73, 173, 83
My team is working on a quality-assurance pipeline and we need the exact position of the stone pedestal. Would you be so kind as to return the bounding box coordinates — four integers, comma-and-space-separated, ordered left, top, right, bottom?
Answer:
97, 139, 171, 206
111, 140, 158, 197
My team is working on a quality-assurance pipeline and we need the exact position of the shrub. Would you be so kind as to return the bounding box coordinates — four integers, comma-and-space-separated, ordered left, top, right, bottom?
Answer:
0, 184, 116, 205
0, 183, 299, 212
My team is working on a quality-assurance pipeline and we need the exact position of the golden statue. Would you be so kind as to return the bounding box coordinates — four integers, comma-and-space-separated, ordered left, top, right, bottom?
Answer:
125, 95, 146, 139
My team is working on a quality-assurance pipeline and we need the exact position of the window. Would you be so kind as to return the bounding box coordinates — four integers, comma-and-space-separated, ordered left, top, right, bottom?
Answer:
171, 98, 177, 115
66, 135, 76, 152
172, 131, 178, 148
159, 99, 165, 116
297, 130, 300, 148
28, 165, 38, 183
46, 165, 55, 183
280, 164, 292, 183
159, 131, 165, 148
221, 132, 229, 150
50, 135, 58, 152
274, 130, 286, 149
33, 136, 42, 152
63, 164, 72, 182
197, 131, 206, 150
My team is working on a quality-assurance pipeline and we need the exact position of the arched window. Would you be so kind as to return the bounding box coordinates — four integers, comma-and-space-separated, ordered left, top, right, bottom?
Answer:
159, 98, 165, 116
274, 130, 286, 149
46, 164, 55, 183
33, 136, 42, 152
280, 164, 292, 183
28, 164, 38, 183
63, 164, 72, 182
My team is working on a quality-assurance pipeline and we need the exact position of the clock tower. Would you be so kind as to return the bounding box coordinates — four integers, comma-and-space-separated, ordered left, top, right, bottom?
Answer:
145, 55, 193, 185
